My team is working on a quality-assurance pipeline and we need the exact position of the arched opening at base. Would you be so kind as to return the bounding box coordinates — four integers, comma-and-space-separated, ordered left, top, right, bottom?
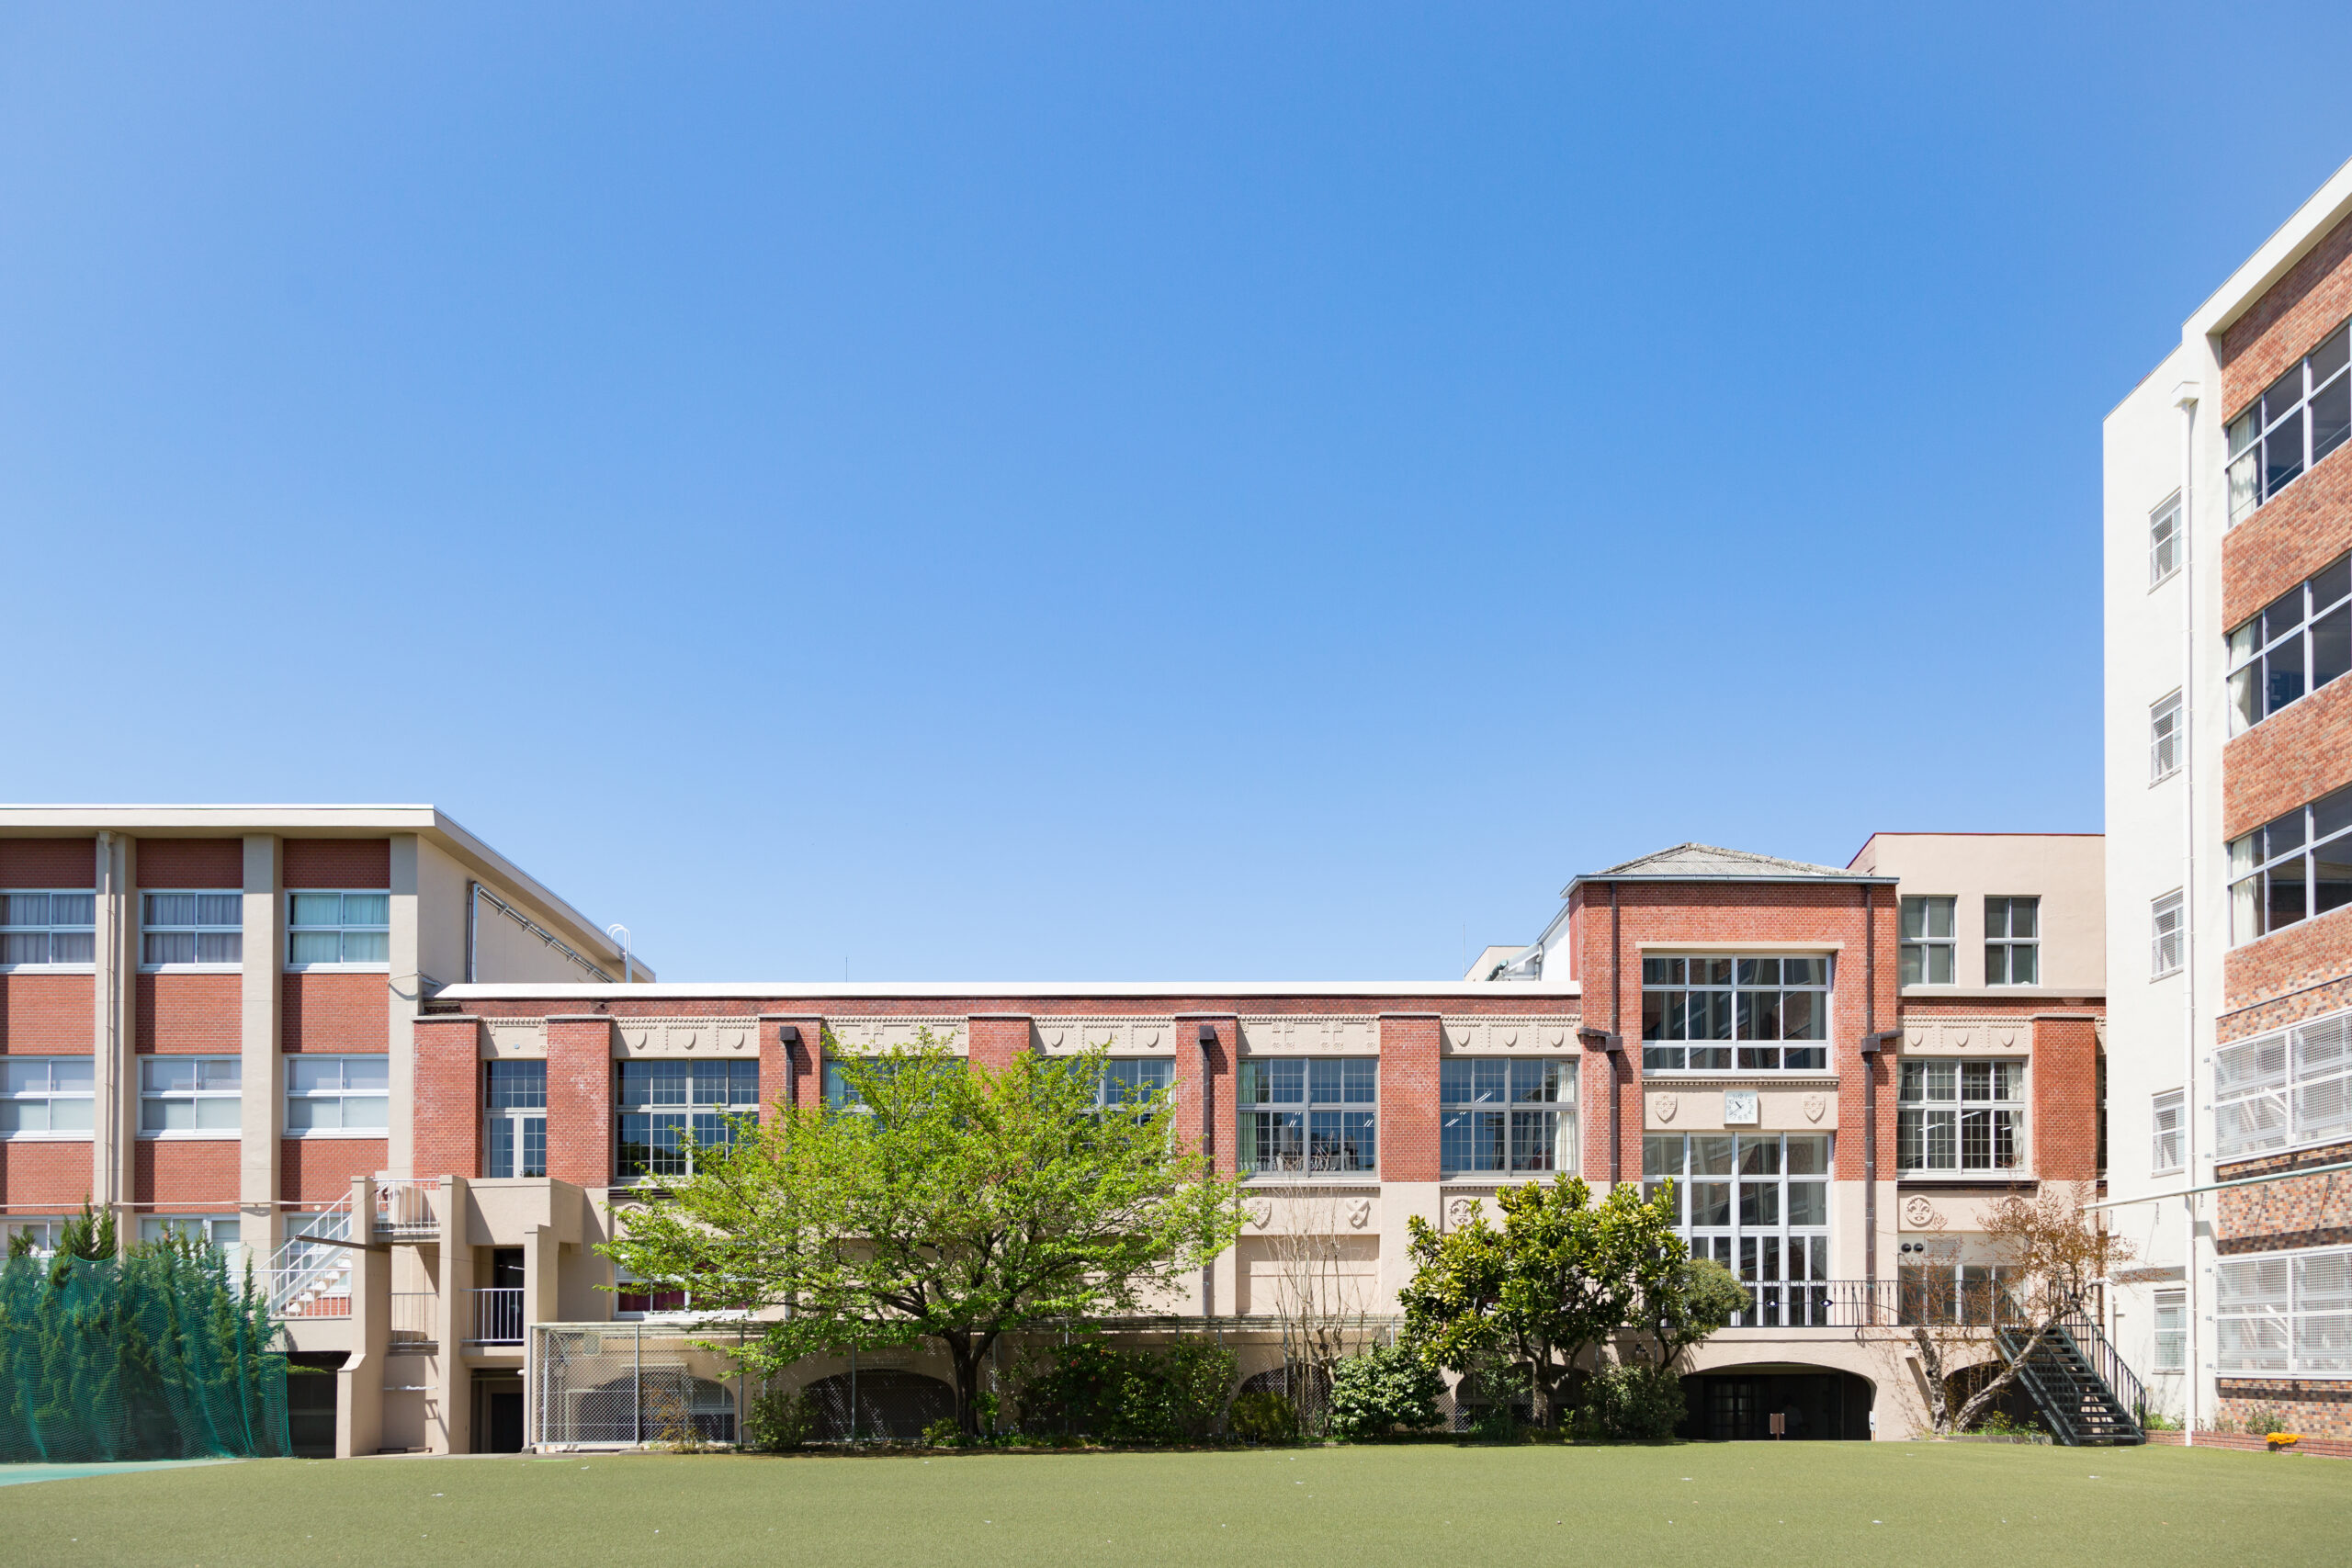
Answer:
1944, 1360, 2041, 1434
799, 1371, 956, 1442
1679, 1365, 1874, 1440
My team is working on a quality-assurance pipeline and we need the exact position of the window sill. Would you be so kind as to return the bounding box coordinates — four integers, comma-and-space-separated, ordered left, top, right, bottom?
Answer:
282, 1130, 390, 1140
284, 964, 392, 975
0, 964, 95, 976
140, 964, 243, 976
1239, 1171, 1380, 1184
0, 1132, 95, 1142
136, 1131, 242, 1141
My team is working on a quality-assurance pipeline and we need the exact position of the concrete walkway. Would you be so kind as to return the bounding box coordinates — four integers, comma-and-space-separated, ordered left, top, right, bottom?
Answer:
0, 1459, 238, 1487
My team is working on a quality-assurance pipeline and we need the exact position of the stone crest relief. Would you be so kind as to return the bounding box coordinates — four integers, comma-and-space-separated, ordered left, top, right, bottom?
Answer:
1802, 1092, 1827, 1123
1445, 1196, 1479, 1228
1901, 1195, 1943, 1230
1345, 1198, 1372, 1230
1652, 1092, 1678, 1123
1244, 1198, 1273, 1230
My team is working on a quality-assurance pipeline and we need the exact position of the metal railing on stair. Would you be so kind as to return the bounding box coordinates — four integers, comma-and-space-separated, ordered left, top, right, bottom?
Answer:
1996, 1308, 2147, 1447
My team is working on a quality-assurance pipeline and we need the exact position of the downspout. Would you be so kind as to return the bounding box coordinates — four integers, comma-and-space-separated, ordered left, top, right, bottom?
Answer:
2176, 381, 2202, 1443
1610, 883, 1622, 1184
1198, 1022, 1217, 1316
98, 831, 121, 1236
1862, 886, 1879, 1290
465, 881, 479, 984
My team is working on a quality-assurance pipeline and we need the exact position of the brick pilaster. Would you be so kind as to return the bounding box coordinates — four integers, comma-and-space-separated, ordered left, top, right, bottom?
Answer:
1377, 1014, 1441, 1182
547, 1015, 615, 1188
967, 1015, 1032, 1073
411, 1014, 482, 1179
1174, 1015, 1236, 1176
757, 1013, 822, 1125
2032, 1013, 2102, 1184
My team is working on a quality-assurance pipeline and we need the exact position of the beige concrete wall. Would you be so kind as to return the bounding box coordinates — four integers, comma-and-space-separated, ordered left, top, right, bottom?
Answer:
1850, 833, 2105, 994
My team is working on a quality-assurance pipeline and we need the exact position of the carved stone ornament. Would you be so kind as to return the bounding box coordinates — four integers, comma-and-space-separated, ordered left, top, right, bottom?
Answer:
1802, 1092, 1827, 1123
1345, 1198, 1372, 1230
1653, 1092, 1679, 1123
1445, 1196, 1478, 1228
1244, 1198, 1273, 1230
1902, 1195, 1941, 1230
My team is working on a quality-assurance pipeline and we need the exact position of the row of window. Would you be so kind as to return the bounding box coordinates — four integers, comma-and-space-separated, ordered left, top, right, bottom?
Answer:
2227, 321, 2351, 526
0, 1055, 387, 1135
1640, 956, 1829, 1071
2228, 783, 2352, 946
0, 889, 390, 968
2215, 1244, 2352, 1377
1895, 896, 2041, 987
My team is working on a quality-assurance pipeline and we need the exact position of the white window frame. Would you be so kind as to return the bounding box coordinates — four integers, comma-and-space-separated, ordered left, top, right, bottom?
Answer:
139, 1055, 243, 1138
2153, 1289, 2187, 1373
284, 1055, 390, 1137
140, 889, 243, 971
1643, 1132, 1833, 1325
2227, 320, 2351, 525
2212, 1007, 2352, 1161
0, 1056, 95, 1137
285, 889, 391, 970
616, 1058, 760, 1182
1440, 1057, 1576, 1176
1984, 897, 2040, 986
1897, 1058, 2027, 1174
486, 1059, 548, 1179
1639, 954, 1834, 1073
2149, 692, 2183, 784
1899, 897, 1956, 987
2150, 1087, 2185, 1175
2148, 494, 2181, 587
140, 1214, 245, 1273
4, 1218, 67, 1256
2226, 553, 2350, 736
1238, 1057, 1377, 1178
2214, 1243, 2352, 1379
2228, 784, 2352, 946
2151, 890, 2184, 979
0, 890, 96, 970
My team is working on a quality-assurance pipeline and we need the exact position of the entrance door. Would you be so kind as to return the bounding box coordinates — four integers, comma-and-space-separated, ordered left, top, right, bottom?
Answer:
473, 1373, 526, 1453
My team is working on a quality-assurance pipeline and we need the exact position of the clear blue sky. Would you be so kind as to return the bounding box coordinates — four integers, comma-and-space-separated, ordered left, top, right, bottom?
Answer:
5, 6, 2348, 981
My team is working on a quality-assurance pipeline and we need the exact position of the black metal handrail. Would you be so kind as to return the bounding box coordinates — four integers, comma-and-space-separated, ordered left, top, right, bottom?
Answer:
2059, 1306, 2148, 1432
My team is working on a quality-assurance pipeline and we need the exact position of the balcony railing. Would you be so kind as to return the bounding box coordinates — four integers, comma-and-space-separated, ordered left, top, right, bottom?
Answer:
373, 1179, 440, 1239
1717, 1279, 2041, 1330
390, 1292, 436, 1346
471, 1287, 526, 1344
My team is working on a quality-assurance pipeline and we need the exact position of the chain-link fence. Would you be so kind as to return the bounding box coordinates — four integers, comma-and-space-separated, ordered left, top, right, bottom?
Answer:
535, 1323, 748, 1447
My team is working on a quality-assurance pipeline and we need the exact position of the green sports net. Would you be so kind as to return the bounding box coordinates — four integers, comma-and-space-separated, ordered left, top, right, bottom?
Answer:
0, 1230, 289, 1461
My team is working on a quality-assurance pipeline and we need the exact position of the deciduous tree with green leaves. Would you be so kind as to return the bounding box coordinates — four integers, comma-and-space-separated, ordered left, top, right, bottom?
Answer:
603, 1037, 1242, 1437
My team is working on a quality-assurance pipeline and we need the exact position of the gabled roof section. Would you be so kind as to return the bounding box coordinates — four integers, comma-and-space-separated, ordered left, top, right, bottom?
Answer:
1563, 842, 1894, 897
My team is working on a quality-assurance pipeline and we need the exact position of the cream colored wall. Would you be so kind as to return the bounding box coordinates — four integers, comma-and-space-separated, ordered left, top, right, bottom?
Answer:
1850, 833, 2105, 993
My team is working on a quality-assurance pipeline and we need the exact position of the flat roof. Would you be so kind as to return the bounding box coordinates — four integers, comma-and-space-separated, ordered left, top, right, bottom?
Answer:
435, 980, 1583, 1002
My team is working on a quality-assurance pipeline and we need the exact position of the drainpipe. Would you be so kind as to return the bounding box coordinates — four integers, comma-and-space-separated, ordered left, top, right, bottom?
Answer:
1610, 883, 1623, 1183
2175, 379, 2202, 1443
1862, 886, 1879, 1290
1198, 1022, 1217, 1315
97, 831, 121, 1235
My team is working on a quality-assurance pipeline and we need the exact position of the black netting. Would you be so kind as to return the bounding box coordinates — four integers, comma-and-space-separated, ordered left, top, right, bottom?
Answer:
0, 1240, 289, 1461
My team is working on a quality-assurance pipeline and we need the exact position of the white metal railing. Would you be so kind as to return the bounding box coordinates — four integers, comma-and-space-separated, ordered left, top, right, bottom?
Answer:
262, 1190, 356, 1316
472, 1287, 526, 1343
390, 1292, 436, 1344
373, 1179, 440, 1238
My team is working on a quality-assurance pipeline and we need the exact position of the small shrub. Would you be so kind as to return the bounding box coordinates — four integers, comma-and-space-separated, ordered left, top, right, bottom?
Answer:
743, 1385, 815, 1451
1326, 1346, 1444, 1440
2139, 1407, 2180, 1432
1227, 1391, 1298, 1444
922, 1416, 962, 1449
1577, 1363, 1683, 1441
1165, 1336, 1238, 1442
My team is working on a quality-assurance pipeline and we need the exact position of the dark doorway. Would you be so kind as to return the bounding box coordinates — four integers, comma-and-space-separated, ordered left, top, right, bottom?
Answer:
489, 1248, 526, 1288
286, 1353, 345, 1458
1679, 1369, 1872, 1440
473, 1371, 526, 1453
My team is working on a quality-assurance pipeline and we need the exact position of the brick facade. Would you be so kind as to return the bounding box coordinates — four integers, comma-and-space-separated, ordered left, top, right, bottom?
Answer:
282, 839, 391, 888
0, 1140, 95, 1208
758, 1014, 821, 1124
412, 1014, 482, 1180
2221, 674, 2352, 840
1172, 1015, 1236, 1177
2220, 450, 2352, 634
967, 1015, 1031, 1073
2215, 1157, 2352, 1255
2030, 1014, 2102, 1184
280, 1136, 386, 1204
0, 974, 91, 1052
545, 1016, 615, 1189
0, 838, 94, 886
2221, 911, 2352, 1025
133, 1138, 239, 1209
135, 973, 241, 1054
2218, 207, 2352, 415
1376, 1013, 1441, 1182
283, 973, 388, 1053
135, 839, 243, 889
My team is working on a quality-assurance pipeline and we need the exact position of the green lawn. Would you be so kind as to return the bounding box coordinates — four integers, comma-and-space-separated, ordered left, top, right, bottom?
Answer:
2, 1441, 2342, 1568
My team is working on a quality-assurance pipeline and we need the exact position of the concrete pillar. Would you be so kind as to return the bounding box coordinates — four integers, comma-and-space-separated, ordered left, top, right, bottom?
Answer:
241, 836, 284, 1259
90, 833, 137, 1222
389, 835, 422, 1178
430, 1174, 473, 1454
523, 1223, 560, 1450
337, 1174, 388, 1459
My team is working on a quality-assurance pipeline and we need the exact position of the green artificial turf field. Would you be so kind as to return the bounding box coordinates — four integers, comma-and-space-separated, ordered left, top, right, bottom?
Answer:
1, 1442, 2341, 1568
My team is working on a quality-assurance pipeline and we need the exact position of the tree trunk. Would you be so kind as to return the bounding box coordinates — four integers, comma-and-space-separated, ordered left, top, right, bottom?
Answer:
941, 1331, 999, 1438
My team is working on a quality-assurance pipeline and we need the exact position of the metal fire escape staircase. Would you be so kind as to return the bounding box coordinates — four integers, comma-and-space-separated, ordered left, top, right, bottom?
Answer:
1996, 1309, 2147, 1446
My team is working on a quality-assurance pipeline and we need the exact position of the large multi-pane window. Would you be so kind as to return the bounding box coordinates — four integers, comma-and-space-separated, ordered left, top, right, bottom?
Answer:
2229, 784, 2352, 944
2153, 1290, 2187, 1373
1238, 1057, 1374, 1176
1896, 1262, 2018, 1326
142, 1215, 243, 1272
1088, 1057, 1174, 1121
140, 1056, 242, 1134
2151, 891, 2185, 978
2149, 693, 2183, 784
2215, 1245, 2352, 1376
287, 891, 390, 965
1643, 1133, 1831, 1325
2150, 1088, 2185, 1174
2227, 554, 2350, 734
1900, 897, 1955, 987
2212, 1008, 2352, 1160
487, 1060, 548, 1179
2149, 496, 2182, 585
0, 892, 95, 965
1897, 1060, 2024, 1172
1440, 1059, 1575, 1175
0, 1058, 94, 1134
617, 1059, 758, 1179
1640, 956, 1829, 1072
2228, 321, 2350, 525
1984, 897, 2040, 985
285, 1055, 389, 1134
141, 891, 242, 966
